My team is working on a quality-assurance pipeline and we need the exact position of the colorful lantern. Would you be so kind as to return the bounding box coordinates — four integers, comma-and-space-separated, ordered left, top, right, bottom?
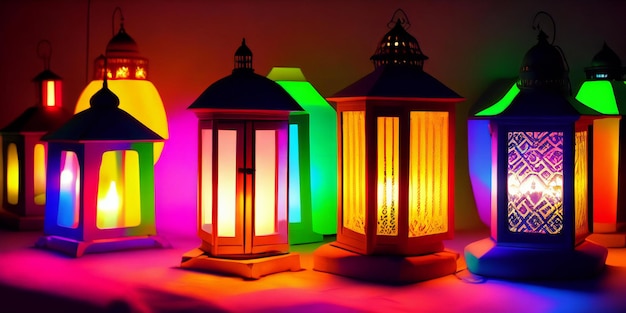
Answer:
74, 8, 168, 162
464, 12, 607, 279
36, 76, 167, 257
267, 67, 338, 244
0, 41, 70, 230
313, 10, 462, 284
575, 42, 626, 247
182, 39, 302, 279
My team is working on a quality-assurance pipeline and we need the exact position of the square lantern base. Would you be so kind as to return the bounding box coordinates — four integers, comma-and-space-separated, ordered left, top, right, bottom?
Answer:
464, 237, 608, 280
587, 232, 626, 248
312, 242, 459, 284
180, 248, 302, 280
36, 235, 170, 257
0, 208, 43, 231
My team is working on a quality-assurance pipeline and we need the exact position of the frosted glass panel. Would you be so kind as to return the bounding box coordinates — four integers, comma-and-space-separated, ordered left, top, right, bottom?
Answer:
7, 143, 19, 205
96, 150, 141, 229
217, 130, 237, 237
288, 124, 301, 223
574, 130, 589, 238
33, 144, 46, 205
377, 117, 399, 236
201, 129, 213, 233
408, 112, 449, 237
342, 111, 365, 234
58, 151, 80, 228
255, 130, 277, 236
507, 131, 563, 234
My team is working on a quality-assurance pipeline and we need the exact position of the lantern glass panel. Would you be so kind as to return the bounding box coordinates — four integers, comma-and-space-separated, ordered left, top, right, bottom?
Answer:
408, 111, 449, 237
377, 117, 399, 236
34, 143, 46, 205
217, 129, 237, 237
574, 130, 589, 237
255, 130, 277, 236
507, 131, 564, 234
288, 124, 301, 223
593, 118, 620, 223
6, 143, 19, 205
96, 150, 141, 229
57, 151, 80, 228
201, 129, 213, 233
342, 111, 365, 234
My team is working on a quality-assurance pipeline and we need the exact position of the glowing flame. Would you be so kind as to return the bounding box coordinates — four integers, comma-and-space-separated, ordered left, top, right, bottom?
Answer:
98, 181, 120, 213
46, 81, 56, 106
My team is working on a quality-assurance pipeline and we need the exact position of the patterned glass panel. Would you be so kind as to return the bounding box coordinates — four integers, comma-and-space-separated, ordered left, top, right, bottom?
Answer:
342, 111, 365, 234
574, 131, 589, 238
377, 117, 399, 236
507, 131, 563, 234
408, 112, 449, 237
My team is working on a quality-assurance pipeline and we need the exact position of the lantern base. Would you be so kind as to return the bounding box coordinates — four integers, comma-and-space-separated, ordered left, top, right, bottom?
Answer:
464, 237, 608, 280
0, 208, 43, 231
312, 242, 459, 284
180, 248, 301, 280
36, 235, 170, 257
587, 232, 626, 248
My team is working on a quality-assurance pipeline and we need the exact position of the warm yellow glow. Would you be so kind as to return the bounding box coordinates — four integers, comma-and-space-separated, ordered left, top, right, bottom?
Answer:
342, 111, 366, 234
75, 80, 169, 162
46, 81, 55, 107
57, 151, 80, 228
255, 130, 277, 236
116, 66, 130, 79
217, 130, 237, 237
507, 174, 563, 198
99, 181, 121, 214
377, 117, 399, 236
135, 67, 146, 79
201, 129, 213, 233
574, 131, 589, 238
96, 151, 141, 229
593, 117, 620, 223
33, 144, 46, 205
7, 143, 19, 205
408, 112, 449, 237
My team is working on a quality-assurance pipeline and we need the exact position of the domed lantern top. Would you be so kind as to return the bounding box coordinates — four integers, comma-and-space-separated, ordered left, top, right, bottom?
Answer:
370, 10, 428, 69
585, 42, 625, 80
518, 30, 569, 94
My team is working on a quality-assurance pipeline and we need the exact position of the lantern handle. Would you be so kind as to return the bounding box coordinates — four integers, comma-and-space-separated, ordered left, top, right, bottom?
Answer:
532, 11, 556, 45
37, 40, 52, 70
387, 8, 411, 30
112, 6, 124, 36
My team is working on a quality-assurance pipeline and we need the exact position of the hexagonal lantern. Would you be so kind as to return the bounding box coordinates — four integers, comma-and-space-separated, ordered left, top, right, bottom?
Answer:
464, 12, 607, 280
313, 10, 463, 284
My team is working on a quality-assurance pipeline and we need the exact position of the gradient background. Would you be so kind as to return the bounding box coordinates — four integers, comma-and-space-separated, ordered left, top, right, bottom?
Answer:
2, 0, 625, 236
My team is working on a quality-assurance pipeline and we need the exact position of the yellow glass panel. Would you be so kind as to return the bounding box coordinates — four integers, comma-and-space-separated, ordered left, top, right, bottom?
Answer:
217, 130, 237, 237
408, 112, 449, 237
46, 81, 56, 107
201, 129, 213, 233
342, 111, 365, 234
377, 117, 399, 236
96, 150, 141, 229
574, 130, 589, 238
6, 143, 19, 205
255, 130, 277, 236
33, 144, 46, 205
58, 151, 80, 228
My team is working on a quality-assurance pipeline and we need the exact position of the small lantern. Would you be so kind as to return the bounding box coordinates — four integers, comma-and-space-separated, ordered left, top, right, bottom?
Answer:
267, 67, 338, 244
575, 42, 626, 247
313, 10, 463, 284
74, 8, 168, 161
0, 41, 70, 230
182, 39, 302, 279
465, 12, 607, 279
36, 76, 168, 257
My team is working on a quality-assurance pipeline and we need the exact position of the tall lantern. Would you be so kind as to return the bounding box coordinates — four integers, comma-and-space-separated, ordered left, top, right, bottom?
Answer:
465, 12, 607, 279
267, 67, 338, 244
74, 8, 168, 161
0, 41, 71, 230
181, 39, 302, 279
575, 42, 626, 247
36, 77, 168, 257
313, 10, 462, 284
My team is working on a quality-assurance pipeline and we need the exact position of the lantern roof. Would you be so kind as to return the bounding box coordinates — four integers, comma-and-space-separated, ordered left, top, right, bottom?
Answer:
188, 40, 303, 112
518, 30, 569, 93
1, 106, 70, 133
32, 69, 61, 82
42, 81, 162, 142
591, 42, 622, 68
105, 24, 141, 58
370, 18, 428, 69
584, 42, 625, 81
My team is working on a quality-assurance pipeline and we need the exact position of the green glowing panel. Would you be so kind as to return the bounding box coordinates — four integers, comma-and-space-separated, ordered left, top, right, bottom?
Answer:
475, 84, 520, 117
575, 81, 619, 115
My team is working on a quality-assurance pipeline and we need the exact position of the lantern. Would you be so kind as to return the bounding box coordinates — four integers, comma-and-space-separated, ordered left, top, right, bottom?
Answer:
181, 39, 302, 279
0, 41, 70, 230
464, 12, 607, 279
74, 8, 168, 162
267, 67, 338, 244
313, 10, 462, 284
36, 77, 167, 257
575, 42, 626, 247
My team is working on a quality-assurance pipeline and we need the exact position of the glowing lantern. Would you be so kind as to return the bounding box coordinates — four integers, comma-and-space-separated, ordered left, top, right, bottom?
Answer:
465, 12, 607, 279
182, 39, 302, 279
267, 67, 338, 244
74, 8, 168, 161
36, 77, 167, 257
575, 42, 626, 247
0, 41, 70, 230
313, 10, 462, 284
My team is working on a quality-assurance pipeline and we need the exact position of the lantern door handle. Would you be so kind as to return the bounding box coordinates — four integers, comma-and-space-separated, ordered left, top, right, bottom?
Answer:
238, 168, 255, 174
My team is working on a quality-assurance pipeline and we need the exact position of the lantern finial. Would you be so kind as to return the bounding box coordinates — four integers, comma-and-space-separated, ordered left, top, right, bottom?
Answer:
234, 38, 254, 73
90, 57, 120, 109
370, 9, 428, 69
